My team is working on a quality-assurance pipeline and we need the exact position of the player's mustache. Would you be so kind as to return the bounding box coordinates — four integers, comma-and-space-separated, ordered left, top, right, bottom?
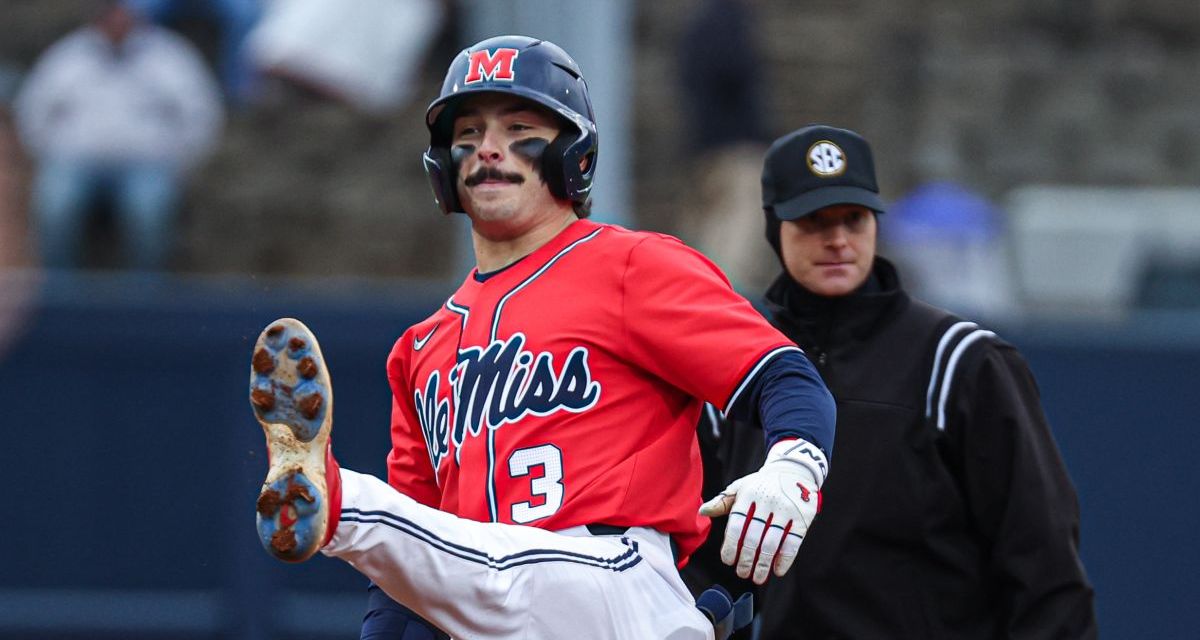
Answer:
464, 167, 525, 187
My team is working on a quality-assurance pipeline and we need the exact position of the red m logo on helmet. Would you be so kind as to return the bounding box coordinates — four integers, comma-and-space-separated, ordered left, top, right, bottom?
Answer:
464, 48, 519, 84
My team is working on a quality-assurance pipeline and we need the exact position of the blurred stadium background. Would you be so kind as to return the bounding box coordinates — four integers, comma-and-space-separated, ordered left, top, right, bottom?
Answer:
1, 0, 1198, 637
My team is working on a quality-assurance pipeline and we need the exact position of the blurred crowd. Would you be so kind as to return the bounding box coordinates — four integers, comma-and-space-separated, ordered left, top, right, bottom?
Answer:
13, 0, 223, 271
0, 0, 448, 274
1, 0, 1197, 321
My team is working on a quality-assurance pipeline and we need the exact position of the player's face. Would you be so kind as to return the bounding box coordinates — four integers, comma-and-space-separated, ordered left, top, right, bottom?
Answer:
451, 93, 566, 236
780, 204, 877, 297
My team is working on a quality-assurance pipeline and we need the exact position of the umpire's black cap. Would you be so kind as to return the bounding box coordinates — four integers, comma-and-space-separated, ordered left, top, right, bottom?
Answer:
762, 125, 885, 220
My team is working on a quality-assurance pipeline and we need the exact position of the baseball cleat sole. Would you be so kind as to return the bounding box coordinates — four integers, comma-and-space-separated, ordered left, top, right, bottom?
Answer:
250, 318, 333, 562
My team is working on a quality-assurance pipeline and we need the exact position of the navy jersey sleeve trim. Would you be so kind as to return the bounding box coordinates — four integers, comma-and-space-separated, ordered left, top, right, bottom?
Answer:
725, 350, 836, 457
722, 345, 803, 414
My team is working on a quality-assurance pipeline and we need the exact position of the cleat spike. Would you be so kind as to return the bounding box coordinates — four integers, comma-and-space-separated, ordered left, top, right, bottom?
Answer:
250, 388, 276, 411
271, 528, 298, 554
256, 489, 283, 517
252, 348, 276, 374
298, 394, 322, 420
297, 357, 318, 379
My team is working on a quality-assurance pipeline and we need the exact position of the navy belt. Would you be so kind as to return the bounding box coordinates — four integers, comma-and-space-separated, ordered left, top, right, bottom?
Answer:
585, 523, 628, 536
585, 524, 680, 562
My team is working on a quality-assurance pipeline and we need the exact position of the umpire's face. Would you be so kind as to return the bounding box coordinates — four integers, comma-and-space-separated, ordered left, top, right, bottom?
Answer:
781, 204, 877, 297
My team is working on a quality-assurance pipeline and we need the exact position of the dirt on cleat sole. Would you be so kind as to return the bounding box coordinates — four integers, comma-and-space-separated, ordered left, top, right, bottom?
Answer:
249, 318, 334, 562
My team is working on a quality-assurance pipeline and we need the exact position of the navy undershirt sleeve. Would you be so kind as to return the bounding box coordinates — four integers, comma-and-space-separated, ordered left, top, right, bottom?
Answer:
725, 350, 836, 457
361, 583, 449, 640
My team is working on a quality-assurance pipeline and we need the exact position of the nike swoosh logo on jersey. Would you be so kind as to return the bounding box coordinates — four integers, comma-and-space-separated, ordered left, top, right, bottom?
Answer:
413, 323, 439, 351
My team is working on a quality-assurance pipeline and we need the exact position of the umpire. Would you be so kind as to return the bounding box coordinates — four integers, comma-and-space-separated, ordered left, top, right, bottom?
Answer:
690, 125, 1097, 638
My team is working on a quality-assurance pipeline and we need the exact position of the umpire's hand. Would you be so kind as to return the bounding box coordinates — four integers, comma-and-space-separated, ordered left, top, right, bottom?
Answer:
699, 438, 826, 585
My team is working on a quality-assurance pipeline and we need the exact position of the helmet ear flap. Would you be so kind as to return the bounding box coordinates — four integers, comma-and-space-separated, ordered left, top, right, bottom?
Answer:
542, 129, 597, 203
541, 132, 572, 201
423, 147, 461, 214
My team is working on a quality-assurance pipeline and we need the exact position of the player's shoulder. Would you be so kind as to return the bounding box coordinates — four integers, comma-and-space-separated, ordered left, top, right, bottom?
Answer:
589, 222, 711, 266
591, 222, 688, 249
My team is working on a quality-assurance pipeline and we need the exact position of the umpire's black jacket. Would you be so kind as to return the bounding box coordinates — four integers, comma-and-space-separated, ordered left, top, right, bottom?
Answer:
691, 257, 1097, 639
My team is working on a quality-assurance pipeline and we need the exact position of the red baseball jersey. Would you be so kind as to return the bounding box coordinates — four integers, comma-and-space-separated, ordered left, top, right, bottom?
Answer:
385, 219, 797, 562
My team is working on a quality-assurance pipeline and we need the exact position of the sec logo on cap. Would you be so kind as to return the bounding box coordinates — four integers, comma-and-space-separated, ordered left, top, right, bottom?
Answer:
807, 141, 846, 177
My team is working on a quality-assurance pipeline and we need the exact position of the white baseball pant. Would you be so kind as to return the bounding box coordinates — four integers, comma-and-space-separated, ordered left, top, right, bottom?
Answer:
323, 469, 715, 640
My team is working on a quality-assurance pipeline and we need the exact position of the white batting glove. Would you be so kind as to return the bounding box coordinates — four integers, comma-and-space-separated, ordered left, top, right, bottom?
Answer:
698, 438, 827, 585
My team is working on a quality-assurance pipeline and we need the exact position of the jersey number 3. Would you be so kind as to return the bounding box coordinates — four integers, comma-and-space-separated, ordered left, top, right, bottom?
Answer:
508, 444, 564, 523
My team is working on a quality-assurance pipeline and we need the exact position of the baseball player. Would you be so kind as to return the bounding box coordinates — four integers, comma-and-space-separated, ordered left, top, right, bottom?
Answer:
249, 36, 835, 640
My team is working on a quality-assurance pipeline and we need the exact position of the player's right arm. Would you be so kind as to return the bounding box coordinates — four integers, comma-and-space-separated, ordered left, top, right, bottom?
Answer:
619, 235, 836, 584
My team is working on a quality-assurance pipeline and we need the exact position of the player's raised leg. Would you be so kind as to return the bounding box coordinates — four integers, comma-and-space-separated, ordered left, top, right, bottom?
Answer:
326, 469, 714, 640
245, 324, 712, 638
248, 317, 342, 562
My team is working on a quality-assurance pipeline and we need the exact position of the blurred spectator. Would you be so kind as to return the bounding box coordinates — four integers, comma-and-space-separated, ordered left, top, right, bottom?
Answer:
13, 0, 224, 271
247, 0, 446, 115
125, 0, 264, 105
882, 181, 1018, 319
1, 68, 39, 360
0, 69, 32, 271
676, 0, 775, 293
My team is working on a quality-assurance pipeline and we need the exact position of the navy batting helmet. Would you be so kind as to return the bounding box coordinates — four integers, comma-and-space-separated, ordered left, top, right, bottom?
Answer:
422, 35, 599, 215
